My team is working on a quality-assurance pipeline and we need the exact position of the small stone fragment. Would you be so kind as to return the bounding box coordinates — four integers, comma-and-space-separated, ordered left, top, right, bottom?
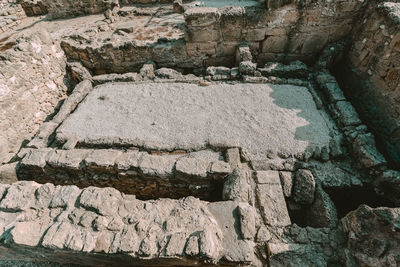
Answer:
293, 169, 316, 205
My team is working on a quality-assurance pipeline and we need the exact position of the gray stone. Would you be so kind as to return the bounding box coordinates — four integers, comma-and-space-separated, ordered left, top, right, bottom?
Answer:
306, 185, 338, 228
140, 63, 155, 80
185, 235, 200, 256
154, 68, 183, 79
206, 66, 231, 77
256, 171, 291, 227
261, 61, 308, 79
173, 0, 185, 13
116, 150, 143, 171
324, 82, 346, 103
335, 101, 362, 126
236, 44, 252, 65
375, 170, 400, 205
352, 133, 386, 169
239, 61, 256, 75
21, 149, 51, 168
293, 169, 316, 205
35, 183, 56, 209
47, 149, 91, 169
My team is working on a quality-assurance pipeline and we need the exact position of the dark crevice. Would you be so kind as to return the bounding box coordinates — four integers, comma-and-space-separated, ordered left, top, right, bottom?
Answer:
326, 186, 395, 219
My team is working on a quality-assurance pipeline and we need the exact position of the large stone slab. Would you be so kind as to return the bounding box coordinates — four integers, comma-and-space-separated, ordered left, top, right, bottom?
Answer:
56, 82, 335, 161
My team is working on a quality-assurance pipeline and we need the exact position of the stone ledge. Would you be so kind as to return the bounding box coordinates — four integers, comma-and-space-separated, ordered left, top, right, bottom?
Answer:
0, 181, 255, 266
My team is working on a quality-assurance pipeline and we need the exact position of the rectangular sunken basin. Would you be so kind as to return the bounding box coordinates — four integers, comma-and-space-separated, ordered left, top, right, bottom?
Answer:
56, 82, 335, 161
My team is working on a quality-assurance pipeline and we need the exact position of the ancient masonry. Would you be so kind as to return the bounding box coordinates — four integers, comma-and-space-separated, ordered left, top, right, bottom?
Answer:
0, 0, 399, 266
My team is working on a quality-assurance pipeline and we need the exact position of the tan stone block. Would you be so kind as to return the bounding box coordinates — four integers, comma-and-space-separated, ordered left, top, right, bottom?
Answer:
262, 35, 289, 53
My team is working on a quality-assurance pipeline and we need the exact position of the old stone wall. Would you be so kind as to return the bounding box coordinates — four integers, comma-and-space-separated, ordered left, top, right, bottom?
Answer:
60, 1, 364, 75
0, 31, 68, 163
333, 1, 400, 167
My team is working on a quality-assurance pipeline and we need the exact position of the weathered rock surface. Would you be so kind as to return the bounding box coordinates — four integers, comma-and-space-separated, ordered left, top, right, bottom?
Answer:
0, 181, 254, 266
342, 205, 400, 267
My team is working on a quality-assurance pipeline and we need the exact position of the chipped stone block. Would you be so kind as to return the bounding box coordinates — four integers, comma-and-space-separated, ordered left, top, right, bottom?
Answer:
139, 154, 176, 178
279, 171, 293, 198
175, 157, 210, 178
9, 221, 47, 247
210, 161, 231, 175
85, 149, 122, 170
140, 63, 155, 80
50, 185, 81, 208
79, 186, 122, 216
236, 44, 252, 65
324, 82, 346, 103
293, 169, 316, 205
20, 149, 52, 169
0, 181, 40, 211
184, 7, 220, 28
260, 61, 308, 79
239, 61, 256, 75
222, 168, 251, 202
226, 147, 241, 169
261, 35, 289, 53
206, 66, 231, 77
47, 149, 91, 169
335, 101, 362, 126
353, 133, 386, 169
0, 162, 18, 184
116, 150, 144, 171
306, 185, 338, 228
185, 235, 200, 256
256, 171, 291, 227
237, 203, 256, 240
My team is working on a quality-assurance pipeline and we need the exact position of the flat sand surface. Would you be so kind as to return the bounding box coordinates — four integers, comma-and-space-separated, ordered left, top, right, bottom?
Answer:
57, 82, 335, 160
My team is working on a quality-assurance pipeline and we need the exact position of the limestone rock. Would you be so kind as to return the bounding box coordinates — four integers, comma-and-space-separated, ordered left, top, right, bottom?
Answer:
79, 187, 122, 216
375, 170, 400, 205
255, 171, 291, 227
222, 168, 251, 202
293, 169, 316, 205
237, 203, 256, 240
279, 171, 293, 198
261, 61, 308, 79
342, 205, 400, 267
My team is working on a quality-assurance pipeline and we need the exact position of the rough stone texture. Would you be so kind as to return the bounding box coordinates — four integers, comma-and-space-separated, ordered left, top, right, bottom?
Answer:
0, 0, 26, 34
56, 82, 336, 161
335, 1, 400, 168
260, 61, 308, 79
0, 181, 254, 266
342, 205, 400, 267
59, 1, 364, 74
18, 148, 231, 200
255, 170, 291, 227
0, 30, 68, 162
306, 185, 338, 228
292, 169, 315, 205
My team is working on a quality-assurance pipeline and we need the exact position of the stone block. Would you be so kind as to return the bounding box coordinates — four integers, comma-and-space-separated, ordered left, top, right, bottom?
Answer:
226, 148, 241, 169
85, 149, 123, 170
335, 101, 361, 126
222, 168, 251, 202
306, 185, 338, 228
20, 149, 52, 168
235, 44, 252, 65
175, 157, 210, 178
79, 186, 122, 216
239, 61, 256, 75
293, 169, 316, 205
262, 35, 289, 53
210, 161, 232, 175
184, 8, 220, 28
279, 171, 293, 198
139, 154, 176, 178
0, 162, 18, 184
237, 203, 256, 240
47, 149, 91, 169
352, 133, 386, 169
324, 82, 346, 103
50, 185, 81, 208
116, 150, 144, 171
256, 171, 291, 227
0, 181, 40, 211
